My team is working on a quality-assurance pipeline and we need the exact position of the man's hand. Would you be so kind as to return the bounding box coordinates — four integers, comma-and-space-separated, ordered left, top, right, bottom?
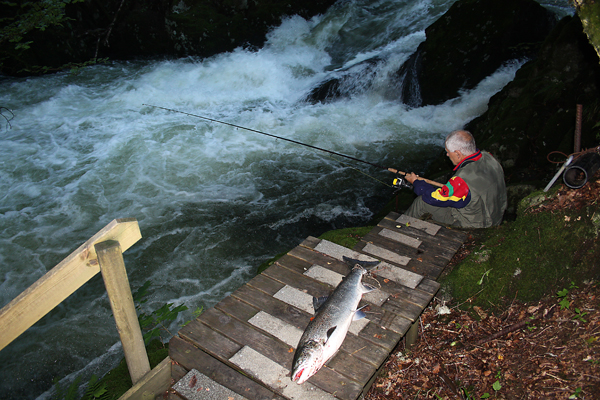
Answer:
405, 172, 420, 184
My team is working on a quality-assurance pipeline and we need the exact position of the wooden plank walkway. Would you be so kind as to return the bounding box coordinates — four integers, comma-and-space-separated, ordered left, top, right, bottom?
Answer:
167, 212, 467, 400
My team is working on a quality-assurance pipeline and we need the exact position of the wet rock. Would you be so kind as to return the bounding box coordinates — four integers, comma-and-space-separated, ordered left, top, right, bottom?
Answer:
303, 57, 382, 104
467, 16, 600, 179
394, 0, 557, 107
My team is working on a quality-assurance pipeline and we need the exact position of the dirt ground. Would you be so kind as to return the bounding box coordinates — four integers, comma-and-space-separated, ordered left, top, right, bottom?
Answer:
365, 180, 600, 400
364, 283, 600, 399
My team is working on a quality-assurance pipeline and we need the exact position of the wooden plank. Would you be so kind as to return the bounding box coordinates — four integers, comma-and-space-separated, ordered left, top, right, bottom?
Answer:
200, 307, 293, 369
358, 322, 402, 352
223, 292, 380, 384
230, 284, 307, 330
326, 349, 377, 383
230, 345, 361, 400
299, 235, 321, 249
377, 296, 425, 322
377, 217, 465, 254
371, 225, 458, 261
383, 282, 439, 324
376, 277, 439, 309
232, 283, 392, 367
263, 262, 333, 299
361, 230, 449, 268
296, 362, 364, 400
384, 212, 468, 244
178, 318, 243, 361
354, 240, 442, 279
172, 362, 188, 383
286, 246, 346, 274
246, 273, 286, 296
97, 240, 150, 384
117, 357, 171, 400
169, 336, 286, 400
0, 218, 141, 351
297, 238, 424, 289
240, 272, 402, 392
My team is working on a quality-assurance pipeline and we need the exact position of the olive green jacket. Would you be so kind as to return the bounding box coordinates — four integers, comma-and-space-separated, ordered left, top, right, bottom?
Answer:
451, 151, 507, 228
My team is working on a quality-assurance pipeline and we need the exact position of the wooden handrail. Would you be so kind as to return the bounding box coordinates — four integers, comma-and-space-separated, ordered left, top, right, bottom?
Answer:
0, 218, 150, 383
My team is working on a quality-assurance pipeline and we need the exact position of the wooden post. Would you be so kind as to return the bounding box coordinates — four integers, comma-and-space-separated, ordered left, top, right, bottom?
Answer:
405, 318, 419, 349
95, 240, 150, 384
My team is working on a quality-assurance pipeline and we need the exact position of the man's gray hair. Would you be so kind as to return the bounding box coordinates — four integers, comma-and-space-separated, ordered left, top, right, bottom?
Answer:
445, 130, 477, 155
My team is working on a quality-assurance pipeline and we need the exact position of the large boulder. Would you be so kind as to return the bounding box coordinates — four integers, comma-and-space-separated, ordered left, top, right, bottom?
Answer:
395, 0, 557, 107
467, 15, 600, 179
425, 15, 600, 188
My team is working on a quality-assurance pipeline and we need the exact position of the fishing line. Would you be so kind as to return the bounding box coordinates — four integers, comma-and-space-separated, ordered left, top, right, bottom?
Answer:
143, 104, 445, 188
143, 104, 388, 170
324, 153, 394, 188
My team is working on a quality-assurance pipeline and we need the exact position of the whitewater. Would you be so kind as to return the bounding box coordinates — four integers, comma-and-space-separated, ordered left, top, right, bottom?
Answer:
0, 0, 573, 398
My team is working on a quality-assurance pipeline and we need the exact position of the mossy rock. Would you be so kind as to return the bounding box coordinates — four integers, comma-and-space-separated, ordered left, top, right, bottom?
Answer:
577, 0, 600, 59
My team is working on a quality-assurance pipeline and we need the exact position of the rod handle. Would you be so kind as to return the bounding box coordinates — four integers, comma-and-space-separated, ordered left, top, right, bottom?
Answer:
388, 168, 444, 188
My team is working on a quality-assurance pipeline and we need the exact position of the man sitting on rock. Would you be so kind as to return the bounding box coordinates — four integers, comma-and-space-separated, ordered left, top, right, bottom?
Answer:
404, 130, 507, 228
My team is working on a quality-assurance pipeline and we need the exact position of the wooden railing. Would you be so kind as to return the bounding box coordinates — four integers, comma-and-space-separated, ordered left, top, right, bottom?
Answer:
0, 218, 155, 387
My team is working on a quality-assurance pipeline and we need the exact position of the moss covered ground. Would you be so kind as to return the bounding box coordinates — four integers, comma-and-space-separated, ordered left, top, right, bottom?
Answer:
442, 183, 600, 315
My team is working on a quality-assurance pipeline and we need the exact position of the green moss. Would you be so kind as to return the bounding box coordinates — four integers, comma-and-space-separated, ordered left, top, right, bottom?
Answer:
98, 340, 168, 400
318, 226, 375, 250
442, 195, 600, 314
257, 250, 288, 274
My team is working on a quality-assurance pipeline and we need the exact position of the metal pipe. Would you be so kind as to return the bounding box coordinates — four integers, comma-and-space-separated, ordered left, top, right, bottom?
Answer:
563, 152, 600, 189
574, 104, 583, 153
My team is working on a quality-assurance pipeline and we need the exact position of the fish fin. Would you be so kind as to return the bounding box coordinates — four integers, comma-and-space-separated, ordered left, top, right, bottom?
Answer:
313, 296, 328, 312
326, 326, 337, 340
361, 282, 377, 293
342, 256, 380, 269
353, 309, 367, 321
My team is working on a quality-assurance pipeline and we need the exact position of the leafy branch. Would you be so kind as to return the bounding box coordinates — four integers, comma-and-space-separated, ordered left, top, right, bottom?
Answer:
0, 0, 84, 51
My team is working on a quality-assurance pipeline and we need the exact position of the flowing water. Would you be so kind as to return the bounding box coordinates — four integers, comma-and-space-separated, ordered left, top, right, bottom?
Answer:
0, 0, 573, 398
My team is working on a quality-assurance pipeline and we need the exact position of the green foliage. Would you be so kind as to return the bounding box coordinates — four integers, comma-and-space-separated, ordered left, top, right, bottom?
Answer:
557, 287, 571, 310
492, 380, 502, 392
0, 0, 84, 50
133, 281, 191, 345
52, 374, 108, 400
569, 387, 583, 399
98, 339, 168, 400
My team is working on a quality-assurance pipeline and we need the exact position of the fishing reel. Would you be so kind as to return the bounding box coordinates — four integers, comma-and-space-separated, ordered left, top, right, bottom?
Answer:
392, 174, 412, 190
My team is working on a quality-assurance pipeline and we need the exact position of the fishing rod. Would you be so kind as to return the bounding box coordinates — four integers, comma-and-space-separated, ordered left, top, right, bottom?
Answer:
143, 104, 444, 188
